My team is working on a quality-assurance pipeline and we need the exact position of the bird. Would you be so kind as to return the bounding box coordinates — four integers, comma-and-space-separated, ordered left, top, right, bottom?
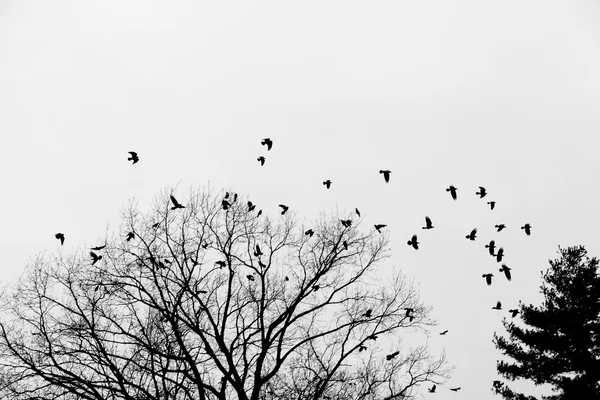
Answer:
248, 201, 256, 212
482, 274, 494, 286
496, 247, 505, 262
254, 244, 263, 257
440, 330, 449, 335
313, 284, 320, 291
246, 275, 255, 281
323, 180, 332, 189
90, 251, 102, 265
341, 219, 352, 228
446, 185, 458, 200
170, 195, 185, 210
257, 156, 265, 166
261, 138, 273, 151
355, 208, 361, 217
127, 151, 139, 164
422, 216, 434, 230
215, 261, 226, 268
55, 233, 65, 245
428, 384, 436, 393
374, 224, 387, 233
509, 309, 519, 318
363, 309, 373, 318
404, 308, 414, 322
126, 232, 134, 241
499, 264, 512, 281
279, 204, 289, 215
257, 210, 263, 217
495, 224, 506, 232
91, 244, 106, 251
466, 228, 477, 241
386, 351, 400, 361
343, 240, 348, 250
485, 240, 496, 256
487, 201, 496, 210
407, 234, 419, 250
224, 192, 229, 199
222, 199, 231, 210
521, 223, 532, 236
379, 170, 391, 183
476, 186, 487, 198
492, 301, 502, 310
367, 334, 377, 341
449, 387, 461, 392
359, 345, 367, 352
305, 229, 314, 237
233, 193, 238, 202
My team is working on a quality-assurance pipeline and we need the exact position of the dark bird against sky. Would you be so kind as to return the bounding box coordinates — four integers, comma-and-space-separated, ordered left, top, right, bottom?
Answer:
55, 233, 65, 245
386, 351, 400, 361
279, 204, 289, 215
446, 185, 457, 200
379, 169, 391, 183
407, 234, 419, 250
90, 244, 106, 251
127, 151, 139, 164
466, 228, 477, 241
126, 232, 134, 241
257, 156, 265, 166
521, 223, 532, 235
374, 224, 387, 233
170, 195, 185, 210
485, 240, 496, 256
323, 180, 332, 189
261, 138, 273, 151
495, 224, 506, 232
482, 273, 494, 286
492, 301, 502, 310
499, 264, 512, 281
496, 247, 505, 262
305, 229, 314, 237
422, 216, 434, 230
487, 201, 496, 210
90, 251, 102, 265
476, 186, 487, 198
355, 208, 360, 217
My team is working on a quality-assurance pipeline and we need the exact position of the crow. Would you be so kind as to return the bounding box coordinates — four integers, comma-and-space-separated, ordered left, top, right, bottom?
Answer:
492, 301, 502, 310
90, 251, 102, 265
374, 224, 387, 233
359, 345, 367, 352
499, 264, 512, 281
170, 195, 185, 210
257, 156, 265, 166
487, 201, 496, 210
257, 210, 263, 217
407, 234, 419, 250
482, 274, 494, 286
55, 233, 65, 245
126, 232, 135, 242
323, 180, 332, 189
305, 229, 314, 237
509, 309, 519, 318
279, 204, 289, 215
152, 222, 160, 229
404, 308, 414, 322
127, 151, 139, 164
233, 193, 238, 202
254, 244, 263, 257
440, 330, 449, 335
246, 275, 255, 281
367, 334, 377, 341
476, 186, 487, 198
91, 244, 106, 251
428, 384, 436, 393
355, 208, 361, 217
379, 170, 391, 183
341, 219, 352, 228
222, 199, 231, 210
446, 185, 458, 200
215, 260, 226, 268
224, 192, 229, 199
363, 309, 373, 318
386, 351, 400, 361
450, 387, 461, 392
496, 247, 505, 262
466, 228, 477, 241
485, 240, 496, 256
261, 138, 273, 151
248, 201, 256, 212
521, 223, 532, 236
343, 240, 348, 250
422, 216, 434, 230
495, 224, 506, 232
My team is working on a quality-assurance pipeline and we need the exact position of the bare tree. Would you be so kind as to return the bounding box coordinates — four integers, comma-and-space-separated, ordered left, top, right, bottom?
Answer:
0, 187, 450, 400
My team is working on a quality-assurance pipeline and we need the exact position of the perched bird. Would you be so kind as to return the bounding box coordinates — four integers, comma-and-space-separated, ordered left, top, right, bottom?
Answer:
485, 240, 496, 256
374, 224, 387, 233
363, 309, 373, 318
261, 138, 273, 151
257, 156, 265, 166
404, 308, 414, 322
323, 180, 332, 189
246, 275, 255, 281
224, 192, 229, 199
492, 301, 502, 310
343, 240, 348, 250
407, 234, 419, 250
487, 201, 496, 210
233, 193, 238, 202
440, 330, 449, 335
521, 223, 532, 236
509, 309, 519, 318
258, 261, 266, 268
222, 199, 231, 210
254, 244, 263, 257
359, 345, 367, 352
305, 229, 314, 237
482, 274, 494, 286
386, 351, 400, 361
379, 170, 391, 183
466, 228, 477, 241
495, 224, 506, 232
90, 251, 102, 265
450, 387, 461, 392
279, 204, 289, 215
126, 232, 135, 241
367, 334, 377, 341
55, 233, 65, 245
248, 201, 256, 212
91, 244, 106, 251
257, 210, 263, 217
496, 247, 505, 262
476, 186, 487, 198
428, 384, 436, 393
341, 219, 352, 228
446, 185, 458, 200
355, 208, 361, 217
499, 264, 512, 281
422, 216, 434, 230
127, 151, 139, 164
313, 284, 320, 291
170, 195, 185, 210
215, 260, 226, 268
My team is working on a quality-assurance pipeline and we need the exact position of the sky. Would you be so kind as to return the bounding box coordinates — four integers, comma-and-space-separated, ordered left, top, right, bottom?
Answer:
1, 1, 600, 398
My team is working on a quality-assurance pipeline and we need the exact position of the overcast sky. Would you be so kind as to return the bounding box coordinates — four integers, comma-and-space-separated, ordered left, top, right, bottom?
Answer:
2, 1, 600, 398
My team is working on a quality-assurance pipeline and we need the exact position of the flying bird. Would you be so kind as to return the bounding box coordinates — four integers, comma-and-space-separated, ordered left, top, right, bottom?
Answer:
323, 180, 332, 189
127, 151, 139, 164
386, 351, 400, 361
495, 224, 506, 232
485, 240, 496, 256
476, 186, 487, 198
509, 309, 519, 318
355, 208, 361, 217
126, 232, 134, 241
487, 201, 496, 210
224, 192, 229, 199
450, 387, 461, 392
367, 334, 377, 341
90, 251, 102, 265
499, 264, 512, 281
407, 234, 419, 250
374, 224, 387, 233
492, 301, 502, 310
363, 309, 373, 318
521, 223, 532, 236
422, 216, 434, 230
261, 138, 273, 151
428, 384, 436, 393
222, 200, 231, 210
257, 156, 265, 166
254, 244, 263, 257
248, 201, 256, 212
246, 275, 255, 281
215, 260, 226, 268
305, 229, 314, 237
170, 195, 185, 210
446, 185, 458, 200
482, 274, 494, 286
55, 233, 65, 245
466, 228, 477, 241
91, 245, 106, 251
496, 247, 504, 262
440, 330, 449, 335
359, 345, 367, 352
379, 170, 391, 183
279, 204, 289, 215
341, 219, 352, 228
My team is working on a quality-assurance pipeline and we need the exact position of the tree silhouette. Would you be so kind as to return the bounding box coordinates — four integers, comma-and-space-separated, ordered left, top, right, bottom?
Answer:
0, 187, 450, 400
493, 245, 600, 400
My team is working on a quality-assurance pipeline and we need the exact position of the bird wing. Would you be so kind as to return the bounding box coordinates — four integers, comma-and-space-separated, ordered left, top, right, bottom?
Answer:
425, 216, 431, 226
170, 195, 179, 206
471, 228, 477, 235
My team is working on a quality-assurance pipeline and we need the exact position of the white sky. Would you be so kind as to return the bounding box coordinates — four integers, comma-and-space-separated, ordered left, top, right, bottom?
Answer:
2, 1, 600, 398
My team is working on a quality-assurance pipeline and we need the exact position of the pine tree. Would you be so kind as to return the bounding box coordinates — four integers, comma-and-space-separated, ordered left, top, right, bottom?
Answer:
492, 246, 600, 400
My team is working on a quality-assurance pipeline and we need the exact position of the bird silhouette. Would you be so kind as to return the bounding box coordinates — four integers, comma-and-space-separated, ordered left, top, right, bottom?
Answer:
449, 387, 461, 392
446, 185, 458, 200
215, 261, 226, 268
126, 232, 134, 241
379, 170, 391, 183
428, 384, 436, 393
222, 199, 231, 210
496, 247, 504, 262
440, 330, 449, 335
55, 233, 65, 245
466, 228, 477, 241
355, 208, 361, 217
341, 219, 352, 228
492, 301, 502, 310
254, 244, 263, 257
422, 216, 434, 230
367, 334, 377, 341
257, 210, 263, 217
521, 223, 532, 236
476, 186, 487, 198
248, 201, 256, 212
90, 251, 102, 265
495, 224, 506, 232
343, 240, 348, 250
359, 345, 367, 352
91, 245, 106, 251
509, 309, 519, 318
482, 274, 494, 285
224, 192, 229, 199
279, 204, 289, 215
363, 309, 373, 318
485, 240, 496, 256
257, 156, 265, 166
313, 284, 320, 291
374, 224, 387, 233
305, 229, 314, 237
323, 180, 332, 189
127, 151, 139, 164
261, 138, 273, 151
407, 235, 419, 250
170, 195, 185, 210
386, 351, 400, 361
246, 275, 255, 281
487, 201, 496, 210
499, 264, 512, 281
404, 308, 414, 322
